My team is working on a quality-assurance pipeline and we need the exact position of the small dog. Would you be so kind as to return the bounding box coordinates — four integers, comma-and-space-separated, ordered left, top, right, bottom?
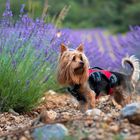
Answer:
57, 44, 96, 112
57, 44, 140, 111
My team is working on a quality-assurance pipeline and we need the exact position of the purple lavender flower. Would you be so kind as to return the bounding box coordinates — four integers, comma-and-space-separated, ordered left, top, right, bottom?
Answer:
20, 4, 25, 15
3, 0, 13, 17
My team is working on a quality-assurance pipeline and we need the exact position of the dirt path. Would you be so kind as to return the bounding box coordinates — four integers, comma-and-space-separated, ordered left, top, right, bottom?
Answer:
0, 91, 140, 140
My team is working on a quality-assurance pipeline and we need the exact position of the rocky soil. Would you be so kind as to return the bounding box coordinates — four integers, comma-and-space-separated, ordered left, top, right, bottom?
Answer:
0, 90, 140, 140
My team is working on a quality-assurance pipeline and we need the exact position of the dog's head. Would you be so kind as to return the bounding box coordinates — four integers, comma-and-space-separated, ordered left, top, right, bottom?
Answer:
57, 44, 89, 85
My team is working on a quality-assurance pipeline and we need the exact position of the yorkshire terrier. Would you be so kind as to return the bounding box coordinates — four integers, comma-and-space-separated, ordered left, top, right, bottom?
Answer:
57, 44, 140, 112
57, 44, 96, 112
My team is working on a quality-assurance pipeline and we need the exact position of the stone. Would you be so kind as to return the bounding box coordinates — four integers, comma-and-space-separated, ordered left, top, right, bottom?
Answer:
46, 110, 57, 120
9, 108, 19, 116
61, 112, 71, 119
47, 90, 57, 95
71, 98, 79, 108
109, 125, 119, 133
32, 123, 68, 140
40, 110, 57, 123
120, 103, 140, 125
125, 135, 140, 140
32, 110, 57, 125
84, 120, 93, 127
120, 129, 130, 137
93, 115, 100, 121
19, 136, 28, 140
103, 113, 113, 123
40, 97, 46, 102
85, 108, 103, 116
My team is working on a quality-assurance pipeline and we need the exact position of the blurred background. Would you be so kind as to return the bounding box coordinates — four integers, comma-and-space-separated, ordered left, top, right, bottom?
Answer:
0, 0, 140, 33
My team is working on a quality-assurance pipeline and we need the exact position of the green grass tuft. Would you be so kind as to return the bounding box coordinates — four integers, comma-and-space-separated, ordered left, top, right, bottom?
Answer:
0, 40, 55, 112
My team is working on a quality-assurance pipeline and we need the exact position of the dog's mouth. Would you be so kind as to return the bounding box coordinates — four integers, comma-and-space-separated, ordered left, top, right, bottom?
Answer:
74, 66, 84, 74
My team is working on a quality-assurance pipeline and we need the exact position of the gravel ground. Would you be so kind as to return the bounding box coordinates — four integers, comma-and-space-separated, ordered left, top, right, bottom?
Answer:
0, 91, 140, 140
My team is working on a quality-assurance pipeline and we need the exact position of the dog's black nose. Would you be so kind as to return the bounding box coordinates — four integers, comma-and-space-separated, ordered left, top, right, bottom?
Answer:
79, 61, 84, 66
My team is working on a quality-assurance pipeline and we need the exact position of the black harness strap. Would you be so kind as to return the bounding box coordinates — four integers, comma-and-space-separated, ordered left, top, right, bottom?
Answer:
67, 67, 118, 101
67, 84, 87, 102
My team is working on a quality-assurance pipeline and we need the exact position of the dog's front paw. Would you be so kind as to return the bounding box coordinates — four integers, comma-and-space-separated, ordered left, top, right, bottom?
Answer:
78, 101, 88, 113
111, 98, 122, 109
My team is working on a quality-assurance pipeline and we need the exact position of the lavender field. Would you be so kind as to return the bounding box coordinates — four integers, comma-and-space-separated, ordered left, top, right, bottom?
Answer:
1, 1, 140, 112
62, 28, 140, 70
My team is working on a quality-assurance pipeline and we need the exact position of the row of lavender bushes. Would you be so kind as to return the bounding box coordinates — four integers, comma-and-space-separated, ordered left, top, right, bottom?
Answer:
0, 1, 140, 112
66, 28, 140, 71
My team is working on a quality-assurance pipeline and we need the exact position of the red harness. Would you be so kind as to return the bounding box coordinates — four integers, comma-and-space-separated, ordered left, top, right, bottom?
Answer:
67, 67, 116, 102
88, 68, 113, 97
89, 69, 112, 78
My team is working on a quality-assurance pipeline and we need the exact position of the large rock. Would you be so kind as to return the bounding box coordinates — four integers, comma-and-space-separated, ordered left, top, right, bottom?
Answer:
32, 123, 68, 140
120, 103, 140, 125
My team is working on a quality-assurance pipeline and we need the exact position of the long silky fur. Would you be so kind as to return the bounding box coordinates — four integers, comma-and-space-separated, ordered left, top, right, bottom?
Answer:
122, 55, 140, 82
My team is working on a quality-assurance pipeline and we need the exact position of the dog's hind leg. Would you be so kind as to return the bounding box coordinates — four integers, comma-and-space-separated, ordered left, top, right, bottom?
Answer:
113, 87, 131, 108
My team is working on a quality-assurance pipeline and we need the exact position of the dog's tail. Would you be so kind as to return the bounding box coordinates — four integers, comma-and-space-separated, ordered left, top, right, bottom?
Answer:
122, 55, 140, 82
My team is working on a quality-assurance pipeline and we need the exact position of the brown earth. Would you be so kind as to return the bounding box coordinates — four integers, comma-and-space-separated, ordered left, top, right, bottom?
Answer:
0, 91, 140, 140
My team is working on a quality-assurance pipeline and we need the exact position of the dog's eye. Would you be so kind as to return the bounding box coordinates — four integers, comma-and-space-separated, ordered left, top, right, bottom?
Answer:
72, 56, 76, 61
80, 56, 83, 61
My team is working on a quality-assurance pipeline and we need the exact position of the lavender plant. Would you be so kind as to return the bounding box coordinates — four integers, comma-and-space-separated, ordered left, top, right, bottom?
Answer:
0, 1, 68, 112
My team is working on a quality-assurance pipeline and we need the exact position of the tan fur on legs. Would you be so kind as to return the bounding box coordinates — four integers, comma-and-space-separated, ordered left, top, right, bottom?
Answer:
78, 101, 89, 113
78, 83, 95, 111
75, 83, 95, 112
88, 91, 96, 109
78, 91, 95, 112
112, 86, 132, 108
111, 97, 122, 109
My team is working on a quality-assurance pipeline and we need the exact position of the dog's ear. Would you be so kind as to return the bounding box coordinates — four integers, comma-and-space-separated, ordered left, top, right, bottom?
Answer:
76, 44, 84, 52
60, 43, 68, 54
